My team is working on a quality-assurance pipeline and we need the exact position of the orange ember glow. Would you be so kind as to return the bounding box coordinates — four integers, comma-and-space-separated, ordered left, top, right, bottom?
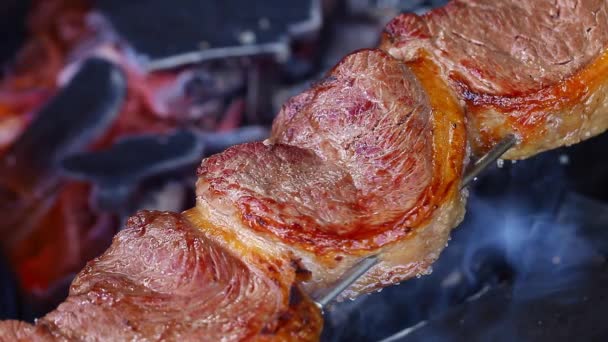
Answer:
0, 0, 197, 294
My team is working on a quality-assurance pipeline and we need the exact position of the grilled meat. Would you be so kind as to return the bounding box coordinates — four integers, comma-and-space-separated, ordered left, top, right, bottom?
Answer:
382, 0, 608, 158
0, 211, 322, 341
194, 49, 467, 298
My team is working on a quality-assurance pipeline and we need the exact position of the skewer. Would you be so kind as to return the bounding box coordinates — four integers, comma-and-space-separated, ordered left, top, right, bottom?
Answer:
461, 134, 518, 186
313, 134, 518, 310
315, 255, 379, 309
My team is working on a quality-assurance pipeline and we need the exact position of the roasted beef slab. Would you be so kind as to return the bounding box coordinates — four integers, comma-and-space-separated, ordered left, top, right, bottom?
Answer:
194, 49, 467, 298
0, 211, 322, 341
382, 0, 608, 158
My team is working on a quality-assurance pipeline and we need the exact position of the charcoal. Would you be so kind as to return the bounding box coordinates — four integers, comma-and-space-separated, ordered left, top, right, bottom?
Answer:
96, 0, 320, 70
61, 129, 204, 215
0, 58, 126, 247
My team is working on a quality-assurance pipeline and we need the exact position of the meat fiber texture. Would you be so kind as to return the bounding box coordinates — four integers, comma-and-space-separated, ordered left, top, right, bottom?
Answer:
0, 211, 322, 341
195, 49, 467, 298
382, 0, 608, 159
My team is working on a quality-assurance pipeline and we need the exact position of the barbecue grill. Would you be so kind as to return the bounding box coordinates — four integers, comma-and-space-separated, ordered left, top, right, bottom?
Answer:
1, 1, 607, 341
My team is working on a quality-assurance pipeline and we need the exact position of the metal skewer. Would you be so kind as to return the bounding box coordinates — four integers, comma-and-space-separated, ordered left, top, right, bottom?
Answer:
315, 255, 380, 309
313, 134, 518, 310
461, 135, 518, 186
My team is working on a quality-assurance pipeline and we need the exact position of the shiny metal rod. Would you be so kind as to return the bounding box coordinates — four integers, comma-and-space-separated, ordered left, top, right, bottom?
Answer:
315, 255, 379, 310
461, 134, 517, 186
313, 134, 518, 309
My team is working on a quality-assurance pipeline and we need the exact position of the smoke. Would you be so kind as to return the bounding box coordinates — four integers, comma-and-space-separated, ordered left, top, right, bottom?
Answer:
322, 135, 608, 342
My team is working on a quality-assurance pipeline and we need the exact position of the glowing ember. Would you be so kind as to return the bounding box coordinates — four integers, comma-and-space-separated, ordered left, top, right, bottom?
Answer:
0, 0, 248, 298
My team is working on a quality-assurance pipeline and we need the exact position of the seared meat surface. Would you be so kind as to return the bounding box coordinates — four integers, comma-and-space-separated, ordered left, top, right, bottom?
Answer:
195, 49, 467, 297
0, 211, 322, 341
383, 0, 608, 158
